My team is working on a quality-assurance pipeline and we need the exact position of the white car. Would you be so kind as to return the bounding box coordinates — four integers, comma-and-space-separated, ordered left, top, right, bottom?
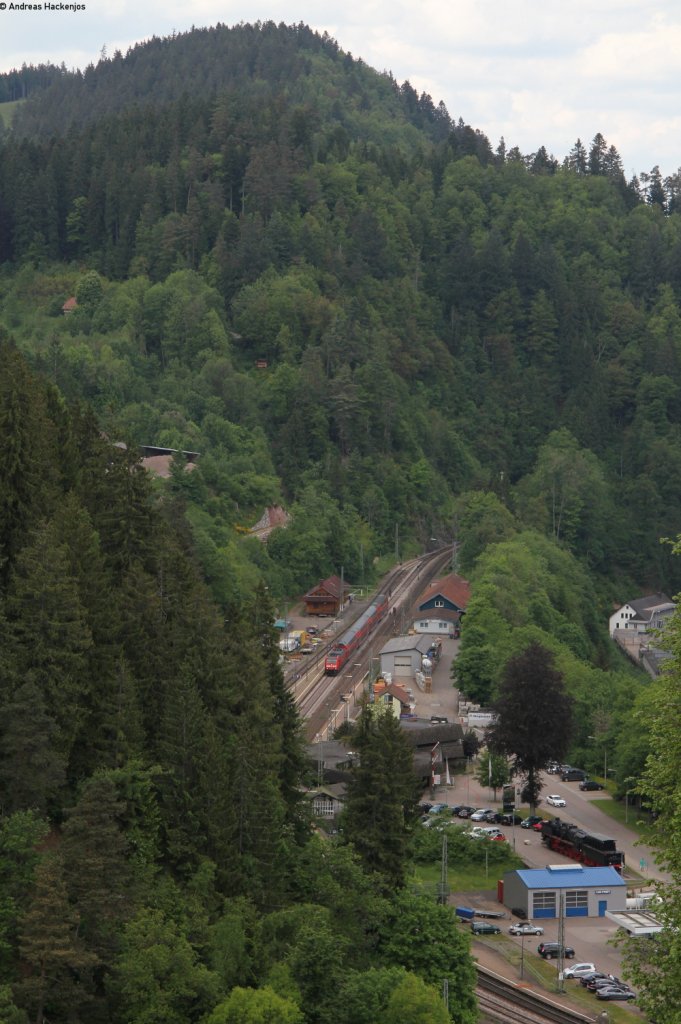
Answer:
563, 962, 597, 979
468, 826, 503, 840
546, 794, 566, 807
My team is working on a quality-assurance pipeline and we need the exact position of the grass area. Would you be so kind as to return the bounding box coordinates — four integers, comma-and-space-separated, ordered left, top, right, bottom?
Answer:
592, 796, 654, 840
411, 846, 524, 893
0, 99, 24, 128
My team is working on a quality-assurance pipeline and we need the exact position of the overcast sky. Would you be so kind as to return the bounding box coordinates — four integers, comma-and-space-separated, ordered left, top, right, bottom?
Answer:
1, 1, 679, 178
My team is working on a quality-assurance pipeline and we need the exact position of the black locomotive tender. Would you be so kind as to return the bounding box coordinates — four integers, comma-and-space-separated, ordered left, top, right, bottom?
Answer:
540, 817, 624, 872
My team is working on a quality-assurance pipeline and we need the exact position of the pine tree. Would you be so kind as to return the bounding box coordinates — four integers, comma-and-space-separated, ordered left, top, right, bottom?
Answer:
7, 520, 93, 767
17, 853, 96, 1024
342, 705, 420, 889
0, 339, 58, 582
61, 774, 133, 959
248, 584, 309, 839
156, 660, 212, 872
0, 681, 65, 816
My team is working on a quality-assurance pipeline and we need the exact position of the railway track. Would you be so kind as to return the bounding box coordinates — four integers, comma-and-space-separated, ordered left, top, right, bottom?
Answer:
294, 546, 454, 740
476, 966, 597, 1024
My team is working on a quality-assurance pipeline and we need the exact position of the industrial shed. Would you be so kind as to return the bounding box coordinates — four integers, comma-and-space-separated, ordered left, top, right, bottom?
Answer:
501, 864, 627, 919
378, 635, 433, 679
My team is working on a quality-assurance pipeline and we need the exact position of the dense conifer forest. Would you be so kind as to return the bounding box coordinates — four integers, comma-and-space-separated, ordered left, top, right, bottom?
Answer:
2, 20, 681, 1020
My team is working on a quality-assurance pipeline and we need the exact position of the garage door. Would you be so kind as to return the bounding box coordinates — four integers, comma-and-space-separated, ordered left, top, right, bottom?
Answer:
532, 891, 556, 918
393, 655, 413, 677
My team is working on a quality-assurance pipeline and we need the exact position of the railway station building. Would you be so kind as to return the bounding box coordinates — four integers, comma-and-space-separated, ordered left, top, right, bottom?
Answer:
500, 865, 627, 919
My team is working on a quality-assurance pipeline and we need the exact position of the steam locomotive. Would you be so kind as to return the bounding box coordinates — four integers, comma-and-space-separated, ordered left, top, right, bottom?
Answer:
540, 817, 625, 872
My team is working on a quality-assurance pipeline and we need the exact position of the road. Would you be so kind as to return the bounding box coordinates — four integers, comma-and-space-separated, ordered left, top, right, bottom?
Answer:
427, 642, 666, 1007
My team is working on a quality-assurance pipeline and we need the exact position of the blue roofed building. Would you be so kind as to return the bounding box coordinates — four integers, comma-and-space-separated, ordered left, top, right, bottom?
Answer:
501, 864, 627, 919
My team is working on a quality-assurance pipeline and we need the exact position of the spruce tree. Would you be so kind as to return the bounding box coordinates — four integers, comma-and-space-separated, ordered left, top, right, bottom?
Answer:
61, 775, 133, 959
0, 681, 65, 816
342, 705, 420, 890
17, 852, 96, 1024
248, 584, 309, 839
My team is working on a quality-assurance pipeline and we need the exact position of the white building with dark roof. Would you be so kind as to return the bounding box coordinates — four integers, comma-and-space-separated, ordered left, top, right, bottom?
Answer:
609, 593, 675, 637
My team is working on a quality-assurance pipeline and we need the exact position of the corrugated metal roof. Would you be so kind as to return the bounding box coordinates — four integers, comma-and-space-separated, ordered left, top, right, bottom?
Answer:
513, 866, 626, 889
379, 635, 433, 655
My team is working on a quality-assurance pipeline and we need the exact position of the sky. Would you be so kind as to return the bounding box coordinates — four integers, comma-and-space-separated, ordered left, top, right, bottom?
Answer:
1, 0, 679, 178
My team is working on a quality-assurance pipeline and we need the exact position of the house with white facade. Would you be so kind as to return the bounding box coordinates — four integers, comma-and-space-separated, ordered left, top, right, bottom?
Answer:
412, 573, 471, 636
609, 593, 675, 637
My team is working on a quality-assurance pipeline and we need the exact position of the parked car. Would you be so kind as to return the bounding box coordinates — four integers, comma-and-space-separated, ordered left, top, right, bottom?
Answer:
586, 976, 626, 991
520, 815, 543, 829
471, 921, 501, 935
537, 942, 575, 959
596, 987, 635, 1001
482, 810, 500, 822
511, 907, 527, 919
469, 826, 503, 840
499, 812, 523, 826
428, 803, 448, 814
509, 922, 544, 936
561, 769, 587, 782
546, 794, 566, 807
532, 819, 545, 831
457, 806, 477, 818
579, 973, 613, 987
563, 962, 597, 979
430, 715, 449, 723
470, 808, 495, 821
579, 780, 604, 791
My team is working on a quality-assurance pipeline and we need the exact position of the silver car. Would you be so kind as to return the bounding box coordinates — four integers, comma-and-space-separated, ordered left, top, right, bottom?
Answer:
508, 922, 544, 936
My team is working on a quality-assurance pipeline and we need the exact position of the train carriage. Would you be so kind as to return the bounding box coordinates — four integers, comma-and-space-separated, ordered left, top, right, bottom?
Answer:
324, 593, 388, 674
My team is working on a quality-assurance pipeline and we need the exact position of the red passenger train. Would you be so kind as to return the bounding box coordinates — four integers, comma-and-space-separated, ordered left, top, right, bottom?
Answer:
324, 594, 389, 674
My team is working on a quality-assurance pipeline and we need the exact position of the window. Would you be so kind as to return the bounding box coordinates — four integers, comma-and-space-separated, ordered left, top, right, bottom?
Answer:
565, 890, 588, 910
434, 600, 444, 608
439, 622, 448, 629
419, 621, 429, 628
532, 891, 556, 913
313, 798, 336, 818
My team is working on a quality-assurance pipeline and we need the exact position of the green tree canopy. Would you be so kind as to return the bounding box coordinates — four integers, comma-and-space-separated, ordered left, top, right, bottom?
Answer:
488, 642, 572, 809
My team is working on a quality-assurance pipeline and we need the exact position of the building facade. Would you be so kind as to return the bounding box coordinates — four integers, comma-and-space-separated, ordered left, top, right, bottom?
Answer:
501, 865, 627, 919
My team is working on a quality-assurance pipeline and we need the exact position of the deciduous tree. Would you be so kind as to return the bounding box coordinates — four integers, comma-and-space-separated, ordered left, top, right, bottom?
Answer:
487, 642, 572, 809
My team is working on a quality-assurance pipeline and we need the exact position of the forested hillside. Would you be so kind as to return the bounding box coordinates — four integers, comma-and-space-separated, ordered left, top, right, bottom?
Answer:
1, 21, 681, 1017
2, 22, 681, 606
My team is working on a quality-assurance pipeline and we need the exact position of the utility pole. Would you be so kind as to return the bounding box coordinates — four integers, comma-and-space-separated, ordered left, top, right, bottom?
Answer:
438, 833, 449, 905
557, 892, 565, 992
395, 522, 399, 563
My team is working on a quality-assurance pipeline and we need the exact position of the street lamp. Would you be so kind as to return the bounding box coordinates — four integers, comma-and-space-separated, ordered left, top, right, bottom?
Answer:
624, 778, 637, 824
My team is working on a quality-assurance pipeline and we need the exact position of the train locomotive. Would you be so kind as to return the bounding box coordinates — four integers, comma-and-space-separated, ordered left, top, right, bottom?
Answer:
540, 817, 625, 872
324, 593, 389, 674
